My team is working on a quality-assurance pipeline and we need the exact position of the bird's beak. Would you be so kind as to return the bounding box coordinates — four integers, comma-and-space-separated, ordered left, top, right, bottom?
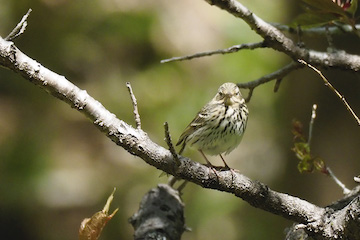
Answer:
224, 94, 234, 106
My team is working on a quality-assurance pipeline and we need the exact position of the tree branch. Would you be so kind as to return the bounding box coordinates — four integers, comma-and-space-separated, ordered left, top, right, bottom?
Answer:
129, 184, 186, 240
205, 0, 360, 71
237, 61, 303, 102
126, 82, 142, 129
238, 61, 302, 89
0, 35, 325, 228
2, 4, 360, 235
286, 186, 360, 240
272, 23, 360, 36
161, 41, 265, 63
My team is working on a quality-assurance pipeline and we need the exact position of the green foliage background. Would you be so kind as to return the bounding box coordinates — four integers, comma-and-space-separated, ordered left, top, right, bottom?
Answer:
0, 0, 360, 239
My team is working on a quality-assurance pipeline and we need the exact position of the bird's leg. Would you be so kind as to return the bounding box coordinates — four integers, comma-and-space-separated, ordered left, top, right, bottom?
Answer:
219, 154, 231, 169
199, 150, 219, 178
199, 150, 214, 166
219, 154, 238, 181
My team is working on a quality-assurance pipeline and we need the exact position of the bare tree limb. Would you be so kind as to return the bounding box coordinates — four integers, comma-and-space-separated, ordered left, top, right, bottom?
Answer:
2, 5, 360, 237
204, 0, 360, 71
161, 42, 265, 63
286, 186, 360, 240
5, 33, 360, 239
129, 184, 186, 240
0, 35, 325, 228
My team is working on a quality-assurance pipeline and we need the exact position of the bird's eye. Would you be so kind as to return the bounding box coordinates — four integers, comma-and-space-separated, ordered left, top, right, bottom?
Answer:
218, 92, 224, 97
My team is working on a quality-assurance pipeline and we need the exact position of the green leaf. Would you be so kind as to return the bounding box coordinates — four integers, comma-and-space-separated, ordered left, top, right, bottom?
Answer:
297, 158, 314, 173
294, 142, 310, 156
292, 11, 340, 28
302, 0, 347, 16
347, 0, 358, 16
291, 0, 353, 27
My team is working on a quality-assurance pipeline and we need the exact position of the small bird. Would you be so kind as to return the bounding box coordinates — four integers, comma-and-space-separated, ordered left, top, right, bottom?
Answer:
176, 82, 248, 169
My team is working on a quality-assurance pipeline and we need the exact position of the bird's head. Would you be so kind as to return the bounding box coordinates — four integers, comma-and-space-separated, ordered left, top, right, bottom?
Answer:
215, 82, 244, 106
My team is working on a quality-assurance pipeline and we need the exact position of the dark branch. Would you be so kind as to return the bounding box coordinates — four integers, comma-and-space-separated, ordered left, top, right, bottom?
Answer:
0, 35, 324, 227
237, 61, 303, 90
2, 5, 360, 238
286, 186, 360, 240
236, 62, 302, 102
129, 184, 186, 240
205, 0, 360, 71
161, 42, 265, 63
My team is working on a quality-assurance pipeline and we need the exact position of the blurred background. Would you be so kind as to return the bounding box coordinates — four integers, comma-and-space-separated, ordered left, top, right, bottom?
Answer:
0, 0, 360, 239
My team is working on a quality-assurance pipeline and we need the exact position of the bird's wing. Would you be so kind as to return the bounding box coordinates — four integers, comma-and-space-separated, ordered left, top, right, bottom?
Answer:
176, 103, 214, 147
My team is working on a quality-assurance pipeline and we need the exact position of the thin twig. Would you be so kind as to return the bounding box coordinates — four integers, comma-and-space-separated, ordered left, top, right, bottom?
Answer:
272, 22, 360, 36
354, 175, 360, 183
237, 61, 303, 103
296, 25, 304, 48
327, 167, 351, 195
5, 9, 32, 41
238, 62, 303, 102
126, 82, 141, 129
303, 104, 349, 194
0, 35, 334, 230
350, 23, 360, 38
325, 26, 335, 53
168, 176, 188, 193
238, 61, 302, 89
273, 78, 282, 92
161, 42, 265, 63
308, 104, 317, 147
168, 176, 178, 187
177, 180, 188, 192
243, 87, 254, 103
298, 59, 360, 126
164, 122, 180, 166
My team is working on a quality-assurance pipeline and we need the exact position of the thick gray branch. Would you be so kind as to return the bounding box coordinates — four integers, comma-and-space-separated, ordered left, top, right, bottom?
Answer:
286, 186, 360, 240
129, 184, 186, 240
205, 0, 360, 71
0, 35, 323, 225
1, 36, 360, 239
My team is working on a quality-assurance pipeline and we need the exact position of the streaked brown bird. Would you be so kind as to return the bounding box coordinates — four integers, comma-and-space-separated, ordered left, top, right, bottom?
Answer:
176, 82, 248, 169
